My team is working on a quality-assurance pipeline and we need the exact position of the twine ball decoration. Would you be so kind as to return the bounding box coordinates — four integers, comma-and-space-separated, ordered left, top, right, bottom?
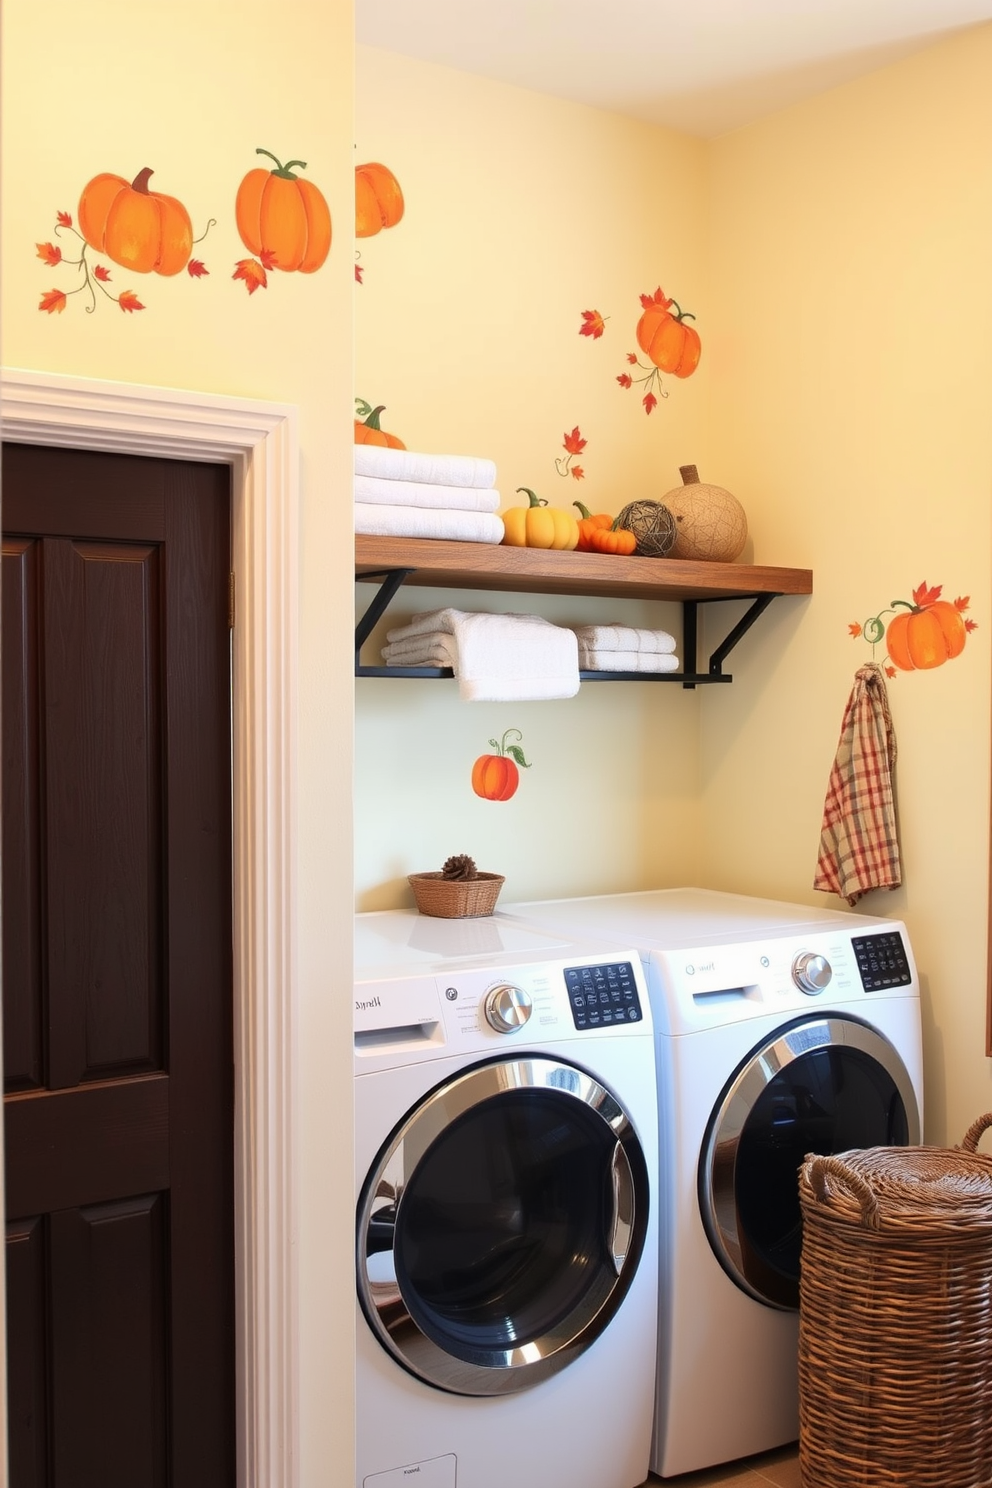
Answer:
662, 465, 748, 562
615, 499, 677, 557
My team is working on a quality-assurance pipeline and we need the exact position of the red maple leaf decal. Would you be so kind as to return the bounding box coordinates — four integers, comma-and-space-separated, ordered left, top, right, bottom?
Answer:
94, 264, 112, 282
56, 210, 72, 228
966, 618, 979, 632
885, 665, 897, 679
912, 580, 942, 607
38, 288, 67, 314
639, 287, 672, 311
643, 392, 658, 415
259, 248, 278, 270
579, 309, 607, 339
563, 427, 587, 457
187, 258, 209, 278
849, 622, 862, 638
234, 258, 268, 294
954, 595, 970, 612
626, 352, 638, 364
355, 262, 364, 283
118, 290, 145, 313
570, 465, 585, 482
36, 241, 62, 266
616, 373, 632, 388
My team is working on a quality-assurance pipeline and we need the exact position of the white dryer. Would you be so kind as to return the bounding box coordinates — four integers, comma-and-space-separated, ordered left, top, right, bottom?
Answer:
354, 909, 660, 1488
499, 888, 924, 1479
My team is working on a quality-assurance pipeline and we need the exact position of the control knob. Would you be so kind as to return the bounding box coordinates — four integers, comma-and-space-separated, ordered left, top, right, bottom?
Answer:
792, 951, 832, 996
484, 983, 533, 1033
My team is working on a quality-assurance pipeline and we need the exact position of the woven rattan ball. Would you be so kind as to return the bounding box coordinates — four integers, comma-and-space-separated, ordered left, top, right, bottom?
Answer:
615, 500, 677, 557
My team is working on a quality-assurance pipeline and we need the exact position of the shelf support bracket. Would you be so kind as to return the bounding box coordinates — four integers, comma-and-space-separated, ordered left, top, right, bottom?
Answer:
355, 568, 413, 671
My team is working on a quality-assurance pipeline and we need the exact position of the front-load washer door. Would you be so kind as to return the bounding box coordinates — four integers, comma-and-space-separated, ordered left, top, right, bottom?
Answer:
357, 1054, 650, 1396
699, 1014, 920, 1310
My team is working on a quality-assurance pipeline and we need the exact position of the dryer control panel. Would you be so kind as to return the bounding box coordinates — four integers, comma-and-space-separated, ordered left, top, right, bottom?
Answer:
564, 962, 643, 1030
852, 931, 912, 991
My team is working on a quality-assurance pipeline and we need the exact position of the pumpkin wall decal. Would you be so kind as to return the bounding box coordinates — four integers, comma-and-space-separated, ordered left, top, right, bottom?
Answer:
78, 167, 193, 275
636, 287, 701, 378
355, 162, 404, 238
354, 400, 406, 449
886, 583, 969, 671
236, 148, 332, 273
471, 729, 531, 802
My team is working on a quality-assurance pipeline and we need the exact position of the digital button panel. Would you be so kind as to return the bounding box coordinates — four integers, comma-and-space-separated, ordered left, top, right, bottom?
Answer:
564, 962, 642, 1030
852, 931, 912, 991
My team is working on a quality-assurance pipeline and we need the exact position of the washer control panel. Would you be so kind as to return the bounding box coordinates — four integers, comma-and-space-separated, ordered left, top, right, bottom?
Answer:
564, 962, 642, 1030
484, 983, 533, 1034
852, 930, 912, 991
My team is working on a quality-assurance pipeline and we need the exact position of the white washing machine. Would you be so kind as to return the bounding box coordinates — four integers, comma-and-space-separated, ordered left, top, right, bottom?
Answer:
499, 888, 924, 1479
354, 908, 660, 1488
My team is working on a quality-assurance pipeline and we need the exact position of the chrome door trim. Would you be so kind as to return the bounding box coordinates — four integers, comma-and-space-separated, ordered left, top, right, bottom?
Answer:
699, 1015, 920, 1307
357, 1055, 648, 1395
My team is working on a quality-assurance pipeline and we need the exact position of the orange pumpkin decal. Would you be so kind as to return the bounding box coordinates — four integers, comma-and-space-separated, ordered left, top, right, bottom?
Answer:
886, 582, 969, 671
636, 287, 701, 379
471, 730, 531, 802
78, 167, 193, 276
236, 149, 331, 273
355, 162, 405, 238
354, 402, 406, 449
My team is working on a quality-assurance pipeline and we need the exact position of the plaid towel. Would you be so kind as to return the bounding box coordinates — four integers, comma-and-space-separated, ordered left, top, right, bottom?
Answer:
814, 664, 902, 905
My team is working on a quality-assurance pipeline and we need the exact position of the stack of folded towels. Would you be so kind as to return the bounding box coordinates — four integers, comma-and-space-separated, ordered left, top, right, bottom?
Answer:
574, 624, 680, 673
354, 444, 504, 544
381, 608, 581, 701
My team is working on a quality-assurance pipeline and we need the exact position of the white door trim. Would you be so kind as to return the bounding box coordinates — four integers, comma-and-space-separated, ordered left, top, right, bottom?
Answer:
1, 366, 299, 1488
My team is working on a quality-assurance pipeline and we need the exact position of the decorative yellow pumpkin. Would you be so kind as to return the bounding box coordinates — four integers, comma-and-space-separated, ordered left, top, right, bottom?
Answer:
502, 489, 579, 551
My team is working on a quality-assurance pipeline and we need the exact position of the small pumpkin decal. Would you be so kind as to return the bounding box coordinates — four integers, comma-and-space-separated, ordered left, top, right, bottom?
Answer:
355, 162, 405, 238
636, 288, 701, 378
354, 400, 406, 449
78, 167, 193, 276
886, 583, 969, 671
471, 729, 531, 802
236, 148, 331, 273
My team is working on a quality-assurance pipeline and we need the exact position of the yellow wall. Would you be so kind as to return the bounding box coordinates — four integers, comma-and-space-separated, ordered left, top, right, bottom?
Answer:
355, 47, 712, 906
1, 1, 356, 1479
703, 26, 992, 1142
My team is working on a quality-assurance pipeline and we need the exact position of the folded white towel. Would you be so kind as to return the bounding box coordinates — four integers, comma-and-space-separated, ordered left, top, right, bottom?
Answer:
382, 635, 458, 668
382, 608, 580, 701
354, 445, 497, 489
354, 504, 504, 544
355, 474, 501, 513
578, 648, 681, 674
573, 624, 677, 654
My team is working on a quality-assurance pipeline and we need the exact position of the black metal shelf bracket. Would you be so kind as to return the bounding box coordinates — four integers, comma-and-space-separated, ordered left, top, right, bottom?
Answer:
355, 567, 783, 688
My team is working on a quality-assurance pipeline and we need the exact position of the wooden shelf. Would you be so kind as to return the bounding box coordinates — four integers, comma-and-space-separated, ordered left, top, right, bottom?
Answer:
354, 535, 813, 687
355, 535, 813, 604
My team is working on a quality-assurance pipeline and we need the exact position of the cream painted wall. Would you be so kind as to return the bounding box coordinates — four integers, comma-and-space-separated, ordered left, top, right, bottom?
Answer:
1, 1, 356, 1481
355, 48, 713, 907
704, 26, 992, 1144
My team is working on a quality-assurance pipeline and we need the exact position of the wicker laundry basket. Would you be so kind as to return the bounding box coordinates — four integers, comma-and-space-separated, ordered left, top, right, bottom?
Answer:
797, 1114, 992, 1488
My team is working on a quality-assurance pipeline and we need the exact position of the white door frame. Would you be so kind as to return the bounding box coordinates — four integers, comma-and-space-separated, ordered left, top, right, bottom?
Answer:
1, 366, 299, 1488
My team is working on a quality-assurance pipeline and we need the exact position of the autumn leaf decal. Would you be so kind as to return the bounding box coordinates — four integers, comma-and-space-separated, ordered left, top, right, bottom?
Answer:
36, 242, 62, 266
851, 579, 978, 674
234, 257, 268, 295
118, 290, 145, 314
579, 309, 608, 339
555, 426, 588, 480
187, 258, 209, 278
39, 289, 67, 315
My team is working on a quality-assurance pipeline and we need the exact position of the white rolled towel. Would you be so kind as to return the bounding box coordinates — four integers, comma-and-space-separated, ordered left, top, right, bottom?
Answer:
354, 504, 504, 544
574, 623, 677, 654
354, 474, 501, 512
355, 444, 497, 489
578, 648, 680, 673
382, 608, 580, 701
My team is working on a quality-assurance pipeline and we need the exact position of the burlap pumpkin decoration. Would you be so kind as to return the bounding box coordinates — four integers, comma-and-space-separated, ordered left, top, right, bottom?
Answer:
614, 500, 677, 557
662, 465, 747, 562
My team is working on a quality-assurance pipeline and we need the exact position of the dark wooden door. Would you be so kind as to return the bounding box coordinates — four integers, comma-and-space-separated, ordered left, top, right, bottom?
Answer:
2, 443, 235, 1488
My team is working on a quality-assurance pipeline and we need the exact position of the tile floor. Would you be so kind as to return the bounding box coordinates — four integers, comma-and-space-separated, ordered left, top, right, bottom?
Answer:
640, 1442, 800, 1487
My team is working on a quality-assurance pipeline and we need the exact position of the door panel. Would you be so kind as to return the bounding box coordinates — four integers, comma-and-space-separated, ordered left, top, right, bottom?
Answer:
2, 442, 235, 1487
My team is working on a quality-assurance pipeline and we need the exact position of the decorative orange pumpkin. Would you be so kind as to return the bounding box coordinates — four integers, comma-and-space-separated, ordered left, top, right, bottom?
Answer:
78, 167, 193, 275
886, 584, 968, 671
471, 729, 530, 801
355, 162, 405, 238
236, 149, 331, 273
636, 288, 701, 378
354, 402, 406, 449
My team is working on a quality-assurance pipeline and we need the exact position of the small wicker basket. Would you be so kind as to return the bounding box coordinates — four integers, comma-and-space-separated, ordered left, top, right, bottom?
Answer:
408, 872, 505, 919
798, 1113, 992, 1488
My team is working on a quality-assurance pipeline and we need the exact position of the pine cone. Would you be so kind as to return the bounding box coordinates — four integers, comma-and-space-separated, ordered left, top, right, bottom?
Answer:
442, 854, 477, 881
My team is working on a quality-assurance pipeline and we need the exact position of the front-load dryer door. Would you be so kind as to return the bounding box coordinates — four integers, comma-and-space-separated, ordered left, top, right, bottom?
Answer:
699, 1014, 920, 1310
357, 1055, 650, 1396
